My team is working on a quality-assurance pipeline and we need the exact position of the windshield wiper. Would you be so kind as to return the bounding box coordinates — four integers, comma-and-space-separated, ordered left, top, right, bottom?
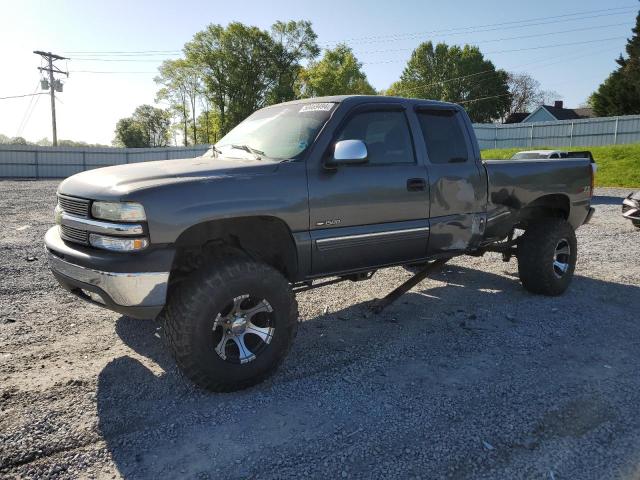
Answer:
206, 145, 223, 158
231, 144, 265, 160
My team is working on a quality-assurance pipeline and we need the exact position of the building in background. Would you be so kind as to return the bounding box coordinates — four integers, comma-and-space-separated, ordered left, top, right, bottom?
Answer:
505, 101, 595, 124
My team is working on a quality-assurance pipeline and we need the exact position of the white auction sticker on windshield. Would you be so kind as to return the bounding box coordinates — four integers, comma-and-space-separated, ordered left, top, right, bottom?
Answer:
299, 103, 334, 113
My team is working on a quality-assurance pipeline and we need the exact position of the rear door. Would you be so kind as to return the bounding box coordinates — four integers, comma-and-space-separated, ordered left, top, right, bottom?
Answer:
414, 107, 487, 253
307, 103, 430, 275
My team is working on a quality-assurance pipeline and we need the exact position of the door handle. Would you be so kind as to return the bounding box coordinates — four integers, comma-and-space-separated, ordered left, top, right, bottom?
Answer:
406, 178, 426, 191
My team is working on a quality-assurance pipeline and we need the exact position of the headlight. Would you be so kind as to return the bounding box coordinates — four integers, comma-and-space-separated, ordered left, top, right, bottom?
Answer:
91, 201, 146, 222
89, 234, 149, 252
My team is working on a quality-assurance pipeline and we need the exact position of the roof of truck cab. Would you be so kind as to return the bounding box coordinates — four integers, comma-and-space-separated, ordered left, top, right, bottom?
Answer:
275, 95, 459, 109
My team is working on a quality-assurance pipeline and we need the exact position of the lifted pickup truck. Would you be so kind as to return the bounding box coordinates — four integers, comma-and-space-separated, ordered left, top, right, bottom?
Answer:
46, 95, 595, 391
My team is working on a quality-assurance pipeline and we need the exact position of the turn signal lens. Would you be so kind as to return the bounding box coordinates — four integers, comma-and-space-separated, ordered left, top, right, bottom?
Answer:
89, 234, 148, 252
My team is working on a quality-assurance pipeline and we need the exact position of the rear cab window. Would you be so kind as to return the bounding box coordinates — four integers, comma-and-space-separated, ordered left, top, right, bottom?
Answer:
416, 109, 469, 164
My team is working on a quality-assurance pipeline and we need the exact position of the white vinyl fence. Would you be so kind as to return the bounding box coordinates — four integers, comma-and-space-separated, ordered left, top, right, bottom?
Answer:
0, 145, 209, 178
474, 114, 640, 150
1, 114, 640, 178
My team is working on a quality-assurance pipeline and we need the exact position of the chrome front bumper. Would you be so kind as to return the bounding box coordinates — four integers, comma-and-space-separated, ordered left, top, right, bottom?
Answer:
45, 226, 170, 319
47, 251, 169, 307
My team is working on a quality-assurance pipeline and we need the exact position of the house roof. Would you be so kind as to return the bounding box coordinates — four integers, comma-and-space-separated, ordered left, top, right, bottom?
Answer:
539, 105, 582, 121
504, 112, 530, 124
572, 107, 595, 118
521, 105, 596, 123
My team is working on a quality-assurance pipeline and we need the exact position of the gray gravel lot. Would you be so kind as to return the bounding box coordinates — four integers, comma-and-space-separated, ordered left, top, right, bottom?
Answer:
1, 180, 639, 480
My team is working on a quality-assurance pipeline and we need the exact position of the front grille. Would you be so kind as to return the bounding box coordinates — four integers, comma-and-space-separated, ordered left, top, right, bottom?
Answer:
60, 225, 89, 245
58, 195, 90, 217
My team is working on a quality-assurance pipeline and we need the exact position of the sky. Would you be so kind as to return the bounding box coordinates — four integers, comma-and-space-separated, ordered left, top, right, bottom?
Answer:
0, 0, 637, 145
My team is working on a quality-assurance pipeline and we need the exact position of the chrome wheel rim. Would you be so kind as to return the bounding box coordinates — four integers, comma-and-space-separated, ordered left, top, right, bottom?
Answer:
212, 294, 275, 364
552, 239, 571, 278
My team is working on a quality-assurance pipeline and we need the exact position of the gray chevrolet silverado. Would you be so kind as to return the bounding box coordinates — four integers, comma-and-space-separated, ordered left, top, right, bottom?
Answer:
45, 95, 595, 391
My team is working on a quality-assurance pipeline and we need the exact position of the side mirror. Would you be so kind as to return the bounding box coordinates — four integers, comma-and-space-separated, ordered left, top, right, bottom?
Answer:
327, 139, 368, 166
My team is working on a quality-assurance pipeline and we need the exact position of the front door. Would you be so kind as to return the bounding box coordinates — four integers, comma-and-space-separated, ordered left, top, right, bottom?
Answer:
307, 104, 430, 276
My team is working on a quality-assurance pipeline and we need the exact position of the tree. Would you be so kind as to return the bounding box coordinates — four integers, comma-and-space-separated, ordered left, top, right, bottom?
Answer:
590, 9, 640, 116
114, 117, 147, 148
505, 72, 561, 119
185, 21, 319, 135
132, 105, 171, 147
156, 59, 197, 146
113, 105, 170, 147
387, 41, 510, 123
9, 136, 27, 145
268, 20, 320, 103
298, 44, 376, 97
195, 107, 221, 144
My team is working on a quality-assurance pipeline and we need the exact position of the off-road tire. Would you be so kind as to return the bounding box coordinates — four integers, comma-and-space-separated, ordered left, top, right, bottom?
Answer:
517, 218, 577, 296
163, 256, 298, 392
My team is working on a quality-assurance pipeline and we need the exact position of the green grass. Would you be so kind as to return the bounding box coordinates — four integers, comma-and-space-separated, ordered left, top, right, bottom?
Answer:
481, 143, 640, 188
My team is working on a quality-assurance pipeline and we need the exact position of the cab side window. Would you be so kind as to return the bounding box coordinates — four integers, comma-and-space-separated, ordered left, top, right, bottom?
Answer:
336, 110, 415, 165
417, 110, 469, 164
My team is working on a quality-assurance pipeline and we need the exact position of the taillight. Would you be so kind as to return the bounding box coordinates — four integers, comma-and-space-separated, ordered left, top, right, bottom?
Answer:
589, 161, 597, 197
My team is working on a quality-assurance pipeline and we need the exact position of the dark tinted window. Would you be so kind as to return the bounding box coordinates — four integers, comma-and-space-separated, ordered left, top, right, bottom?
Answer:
337, 111, 414, 164
417, 110, 469, 164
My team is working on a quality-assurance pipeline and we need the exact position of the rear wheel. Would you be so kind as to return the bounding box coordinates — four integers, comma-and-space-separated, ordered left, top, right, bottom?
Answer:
517, 218, 577, 296
163, 256, 298, 392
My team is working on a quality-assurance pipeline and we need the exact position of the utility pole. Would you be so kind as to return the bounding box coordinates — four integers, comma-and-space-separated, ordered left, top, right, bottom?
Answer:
34, 51, 68, 146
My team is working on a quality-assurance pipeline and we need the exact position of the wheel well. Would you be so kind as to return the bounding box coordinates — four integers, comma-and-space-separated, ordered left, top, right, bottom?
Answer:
518, 194, 570, 228
170, 216, 298, 283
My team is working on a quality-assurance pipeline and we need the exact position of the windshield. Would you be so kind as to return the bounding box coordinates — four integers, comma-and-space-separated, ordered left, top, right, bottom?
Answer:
214, 102, 336, 160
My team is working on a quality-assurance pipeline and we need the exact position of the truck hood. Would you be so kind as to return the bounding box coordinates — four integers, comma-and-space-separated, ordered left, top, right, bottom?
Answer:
58, 155, 278, 200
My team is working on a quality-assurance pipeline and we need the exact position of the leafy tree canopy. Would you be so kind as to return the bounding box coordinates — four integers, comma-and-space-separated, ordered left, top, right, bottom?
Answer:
590, 9, 640, 116
155, 59, 202, 145
113, 105, 170, 147
387, 41, 510, 123
184, 20, 319, 135
299, 44, 376, 97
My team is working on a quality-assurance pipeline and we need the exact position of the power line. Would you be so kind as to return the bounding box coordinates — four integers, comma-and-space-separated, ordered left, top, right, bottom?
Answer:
16, 82, 41, 136
66, 32, 630, 66
360, 36, 628, 64
388, 43, 619, 99
64, 49, 181, 55
59, 5, 637, 59
68, 57, 178, 62
321, 5, 637, 45
0, 92, 47, 100
69, 70, 157, 74
458, 93, 512, 105
353, 21, 630, 55
18, 92, 43, 138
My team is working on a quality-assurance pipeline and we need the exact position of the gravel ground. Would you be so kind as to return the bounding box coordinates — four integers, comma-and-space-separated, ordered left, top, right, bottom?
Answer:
1, 180, 639, 480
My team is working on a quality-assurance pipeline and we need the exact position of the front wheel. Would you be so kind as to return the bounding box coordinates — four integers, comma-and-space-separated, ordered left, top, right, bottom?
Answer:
517, 218, 577, 296
163, 256, 298, 392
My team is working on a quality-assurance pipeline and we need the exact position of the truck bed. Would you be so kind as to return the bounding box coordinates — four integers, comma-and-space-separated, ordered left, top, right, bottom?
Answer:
483, 158, 593, 237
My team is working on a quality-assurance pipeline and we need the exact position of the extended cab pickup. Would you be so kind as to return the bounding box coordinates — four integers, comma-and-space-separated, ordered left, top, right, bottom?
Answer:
45, 95, 595, 391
